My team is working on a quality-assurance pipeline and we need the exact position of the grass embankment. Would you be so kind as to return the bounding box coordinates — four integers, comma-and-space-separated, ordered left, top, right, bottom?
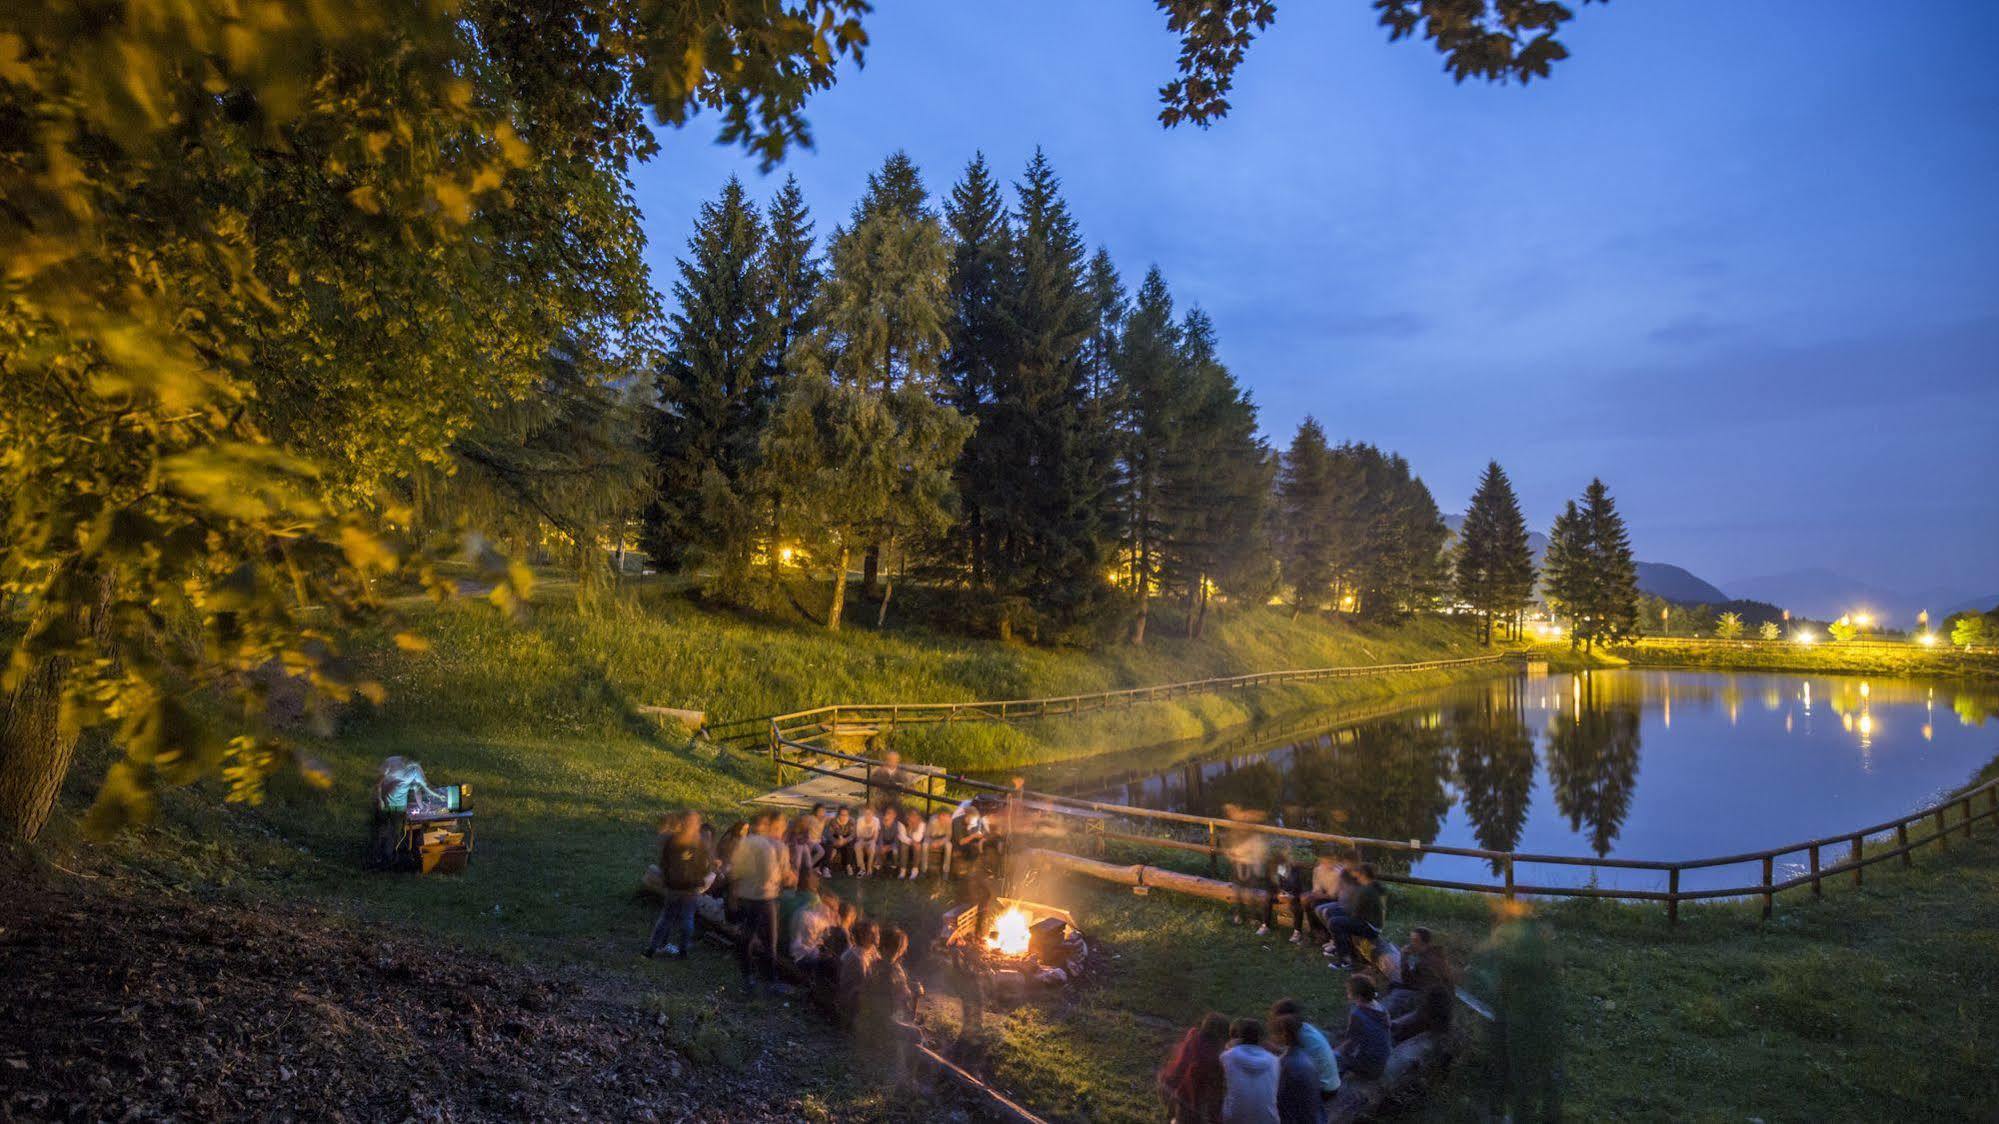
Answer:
1601, 637, 1999, 679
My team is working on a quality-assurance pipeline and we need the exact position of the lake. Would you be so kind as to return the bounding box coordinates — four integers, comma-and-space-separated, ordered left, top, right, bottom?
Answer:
1032, 669, 1999, 893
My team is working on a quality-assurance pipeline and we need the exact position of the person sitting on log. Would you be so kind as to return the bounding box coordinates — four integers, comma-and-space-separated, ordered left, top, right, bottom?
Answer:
897, 804, 927, 879
824, 805, 858, 875
1219, 1017, 1281, 1124
861, 926, 924, 1078
1333, 975, 1392, 1082
1157, 1012, 1229, 1124
788, 879, 840, 971
1270, 1014, 1327, 1124
1267, 999, 1339, 1105
877, 806, 906, 877
1385, 927, 1455, 1042
855, 804, 882, 875
1265, 847, 1313, 943
1300, 849, 1347, 943
1320, 864, 1386, 969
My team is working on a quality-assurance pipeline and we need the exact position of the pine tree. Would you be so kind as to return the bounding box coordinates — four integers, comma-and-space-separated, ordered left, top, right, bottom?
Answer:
1156, 308, 1271, 638
643, 177, 772, 575
941, 153, 1012, 589
781, 153, 958, 627
974, 150, 1110, 634
1276, 418, 1338, 617
1326, 443, 1447, 618
1112, 268, 1183, 644
1456, 460, 1536, 644
1580, 478, 1641, 644
751, 175, 821, 590
1542, 478, 1639, 651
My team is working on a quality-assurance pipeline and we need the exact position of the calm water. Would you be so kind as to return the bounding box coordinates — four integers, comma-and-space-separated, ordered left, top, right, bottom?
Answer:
1036, 670, 1999, 893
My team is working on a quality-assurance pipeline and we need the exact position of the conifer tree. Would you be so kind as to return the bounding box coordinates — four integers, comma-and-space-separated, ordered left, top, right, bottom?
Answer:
781, 154, 958, 627
1276, 417, 1339, 617
1326, 443, 1448, 618
643, 177, 773, 574
1542, 478, 1639, 650
1156, 309, 1272, 637
941, 154, 1012, 588
1456, 460, 1537, 644
972, 150, 1111, 633
751, 175, 822, 588
1112, 268, 1184, 644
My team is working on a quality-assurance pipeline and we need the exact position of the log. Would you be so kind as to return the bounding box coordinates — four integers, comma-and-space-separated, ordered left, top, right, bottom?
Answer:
637, 705, 707, 729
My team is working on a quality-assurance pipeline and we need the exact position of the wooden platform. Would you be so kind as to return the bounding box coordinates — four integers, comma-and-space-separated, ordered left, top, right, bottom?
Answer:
749, 760, 878, 809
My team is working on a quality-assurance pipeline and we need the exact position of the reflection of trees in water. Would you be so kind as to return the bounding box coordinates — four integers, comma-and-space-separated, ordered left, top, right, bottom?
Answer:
1449, 680, 1536, 869
1546, 673, 1642, 856
1277, 719, 1454, 871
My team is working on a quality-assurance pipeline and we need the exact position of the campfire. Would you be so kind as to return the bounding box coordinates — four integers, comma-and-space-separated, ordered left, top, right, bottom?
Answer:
942, 897, 1091, 993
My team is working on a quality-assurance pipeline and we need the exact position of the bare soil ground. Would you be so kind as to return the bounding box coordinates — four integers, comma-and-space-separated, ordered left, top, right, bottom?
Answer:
0, 869, 922, 1123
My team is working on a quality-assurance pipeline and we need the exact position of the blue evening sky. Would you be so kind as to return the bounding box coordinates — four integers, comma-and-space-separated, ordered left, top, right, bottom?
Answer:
629, 1, 1999, 598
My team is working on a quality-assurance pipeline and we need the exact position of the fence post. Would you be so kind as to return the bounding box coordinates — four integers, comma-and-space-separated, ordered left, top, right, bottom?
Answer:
1936, 808, 1949, 851
1206, 823, 1219, 877
1898, 823, 1911, 868
1760, 856, 1774, 920
1809, 845, 1821, 897
1963, 797, 1975, 838
1851, 835, 1864, 887
1667, 868, 1680, 927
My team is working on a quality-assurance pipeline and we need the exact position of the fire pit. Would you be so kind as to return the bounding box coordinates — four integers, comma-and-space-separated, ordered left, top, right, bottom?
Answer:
941, 897, 1091, 992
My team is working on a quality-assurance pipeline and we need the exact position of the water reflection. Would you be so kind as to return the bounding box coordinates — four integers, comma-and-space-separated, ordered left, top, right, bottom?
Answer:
1055, 669, 1999, 891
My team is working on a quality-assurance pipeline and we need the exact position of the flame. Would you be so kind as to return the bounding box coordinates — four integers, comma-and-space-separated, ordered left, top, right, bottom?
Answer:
988, 906, 1032, 957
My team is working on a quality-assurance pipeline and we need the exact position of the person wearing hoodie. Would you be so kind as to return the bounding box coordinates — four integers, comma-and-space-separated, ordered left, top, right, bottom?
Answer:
1157, 1012, 1229, 1123
1270, 1014, 1327, 1124
1334, 975, 1393, 1081
1219, 1018, 1281, 1124
1267, 998, 1339, 1103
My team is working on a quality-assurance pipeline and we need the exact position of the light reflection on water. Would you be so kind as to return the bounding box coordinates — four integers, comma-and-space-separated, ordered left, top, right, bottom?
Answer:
1046, 670, 1999, 894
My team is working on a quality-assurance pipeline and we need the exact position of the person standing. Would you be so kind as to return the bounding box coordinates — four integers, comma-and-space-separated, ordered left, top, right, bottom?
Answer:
1219, 1017, 1281, 1124
729, 810, 794, 994
646, 811, 711, 960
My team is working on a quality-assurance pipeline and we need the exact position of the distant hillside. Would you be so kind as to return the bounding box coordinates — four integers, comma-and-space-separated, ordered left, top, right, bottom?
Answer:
1444, 515, 1729, 607
1635, 562, 1729, 605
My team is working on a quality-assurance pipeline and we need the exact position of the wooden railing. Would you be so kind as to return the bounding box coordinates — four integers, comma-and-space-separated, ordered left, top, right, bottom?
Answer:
764, 653, 1507, 749
761, 665, 1999, 924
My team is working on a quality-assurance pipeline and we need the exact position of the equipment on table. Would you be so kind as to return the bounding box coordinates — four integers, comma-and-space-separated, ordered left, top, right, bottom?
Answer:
404, 783, 474, 874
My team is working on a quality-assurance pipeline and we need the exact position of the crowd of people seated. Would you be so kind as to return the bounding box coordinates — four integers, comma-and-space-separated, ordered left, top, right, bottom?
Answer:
640, 782, 1019, 1077
1156, 928, 1457, 1124
1223, 813, 1390, 972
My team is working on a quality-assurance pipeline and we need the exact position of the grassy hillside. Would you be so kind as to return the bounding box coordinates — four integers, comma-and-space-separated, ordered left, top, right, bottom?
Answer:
1603, 636, 1999, 679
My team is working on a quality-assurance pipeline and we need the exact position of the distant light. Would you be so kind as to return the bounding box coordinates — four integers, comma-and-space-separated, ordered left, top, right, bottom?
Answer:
1793, 629, 1817, 645
1852, 612, 1873, 629
1917, 631, 1938, 647
779, 546, 795, 564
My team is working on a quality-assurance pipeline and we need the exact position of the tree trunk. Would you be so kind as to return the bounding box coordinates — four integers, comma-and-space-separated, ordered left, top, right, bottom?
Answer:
1132, 585, 1149, 646
1194, 580, 1211, 639
0, 582, 105, 842
876, 575, 894, 630
1184, 579, 1201, 639
827, 545, 850, 632
862, 544, 880, 601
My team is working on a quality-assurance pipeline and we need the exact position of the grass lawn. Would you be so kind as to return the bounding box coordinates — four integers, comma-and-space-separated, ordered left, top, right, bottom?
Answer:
28, 588, 1999, 1121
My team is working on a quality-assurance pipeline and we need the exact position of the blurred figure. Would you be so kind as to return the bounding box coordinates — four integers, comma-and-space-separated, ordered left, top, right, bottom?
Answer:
1269, 1014, 1326, 1124
1219, 1017, 1281, 1124
1157, 1012, 1229, 1123
1385, 927, 1456, 1042
644, 811, 710, 960
1222, 803, 1272, 928
1476, 903, 1564, 1122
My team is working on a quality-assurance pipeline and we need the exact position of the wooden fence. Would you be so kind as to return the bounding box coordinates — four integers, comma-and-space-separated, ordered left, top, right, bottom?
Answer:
758, 657, 1999, 925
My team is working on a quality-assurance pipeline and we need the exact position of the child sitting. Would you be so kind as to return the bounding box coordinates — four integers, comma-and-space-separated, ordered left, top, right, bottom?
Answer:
878, 807, 905, 877
898, 807, 927, 879
854, 805, 882, 876
824, 806, 857, 875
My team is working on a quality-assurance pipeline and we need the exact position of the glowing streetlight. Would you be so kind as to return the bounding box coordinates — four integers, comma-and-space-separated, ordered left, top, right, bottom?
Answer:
1917, 631, 1938, 646
1851, 611, 1873, 629
1794, 628, 1818, 645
